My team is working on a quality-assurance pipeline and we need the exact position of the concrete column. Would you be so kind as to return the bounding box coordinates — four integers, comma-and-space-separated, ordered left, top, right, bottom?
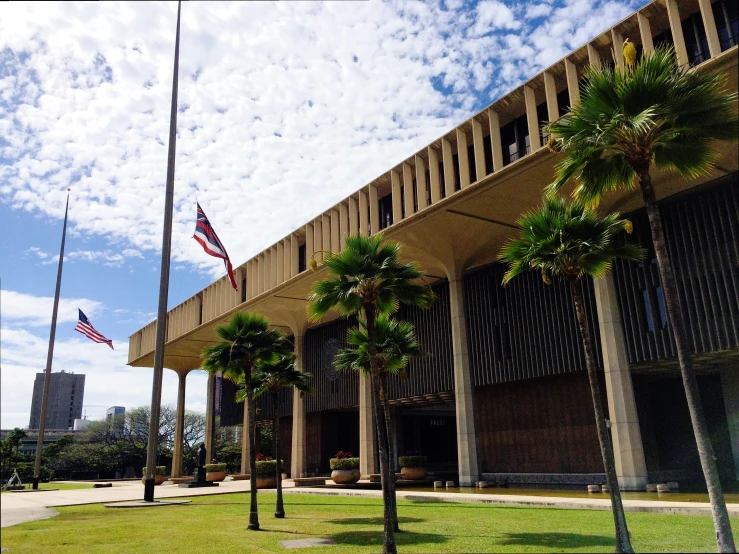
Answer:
441, 137, 455, 197
665, 0, 689, 67
389, 170, 402, 222
487, 109, 504, 172
305, 223, 314, 262
415, 155, 428, 211
369, 184, 380, 236
204, 372, 216, 464
258, 254, 265, 294
448, 277, 479, 486
565, 58, 581, 108
359, 190, 369, 236
428, 147, 441, 203
638, 11, 654, 55
171, 370, 188, 477
271, 246, 278, 288
593, 275, 648, 490
612, 29, 625, 70
339, 202, 349, 250
322, 214, 331, 256
524, 85, 542, 152
471, 117, 486, 182
587, 43, 602, 69
544, 71, 559, 123
291, 335, 307, 478
313, 218, 323, 259
698, 0, 721, 59
330, 209, 340, 253
283, 239, 291, 281
290, 233, 299, 277
402, 163, 415, 217
349, 196, 359, 235
276, 241, 284, 286
359, 373, 378, 476
721, 368, 739, 480
456, 128, 471, 188
240, 392, 250, 474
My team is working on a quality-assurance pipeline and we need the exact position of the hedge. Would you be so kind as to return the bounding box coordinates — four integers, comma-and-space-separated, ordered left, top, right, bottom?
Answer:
141, 466, 167, 476
255, 460, 283, 476
330, 457, 360, 470
204, 463, 226, 473
398, 456, 427, 468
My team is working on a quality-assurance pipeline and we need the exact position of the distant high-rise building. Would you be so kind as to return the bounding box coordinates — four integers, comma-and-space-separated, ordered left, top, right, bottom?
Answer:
106, 406, 125, 420
29, 370, 85, 430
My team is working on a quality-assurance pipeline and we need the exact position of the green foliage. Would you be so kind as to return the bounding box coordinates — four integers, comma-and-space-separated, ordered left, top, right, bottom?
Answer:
141, 466, 166, 476
251, 352, 313, 400
546, 46, 738, 204
330, 457, 360, 470
334, 316, 427, 379
255, 460, 280, 475
307, 233, 434, 322
215, 440, 242, 473
398, 456, 427, 468
499, 197, 644, 285
205, 463, 226, 473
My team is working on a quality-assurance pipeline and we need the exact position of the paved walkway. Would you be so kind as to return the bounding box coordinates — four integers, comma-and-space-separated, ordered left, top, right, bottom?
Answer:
2, 480, 737, 528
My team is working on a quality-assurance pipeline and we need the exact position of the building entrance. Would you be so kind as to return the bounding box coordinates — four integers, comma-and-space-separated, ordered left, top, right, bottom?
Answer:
396, 403, 458, 473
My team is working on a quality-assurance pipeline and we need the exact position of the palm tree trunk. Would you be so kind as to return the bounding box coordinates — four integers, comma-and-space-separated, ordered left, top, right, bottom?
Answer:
570, 280, 634, 554
273, 391, 285, 518
639, 170, 735, 552
247, 368, 260, 530
366, 307, 397, 554
380, 374, 400, 532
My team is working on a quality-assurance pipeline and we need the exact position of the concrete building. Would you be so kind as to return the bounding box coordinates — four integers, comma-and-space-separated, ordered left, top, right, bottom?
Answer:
28, 371, 85, 431
0, 429, 79, 456
128, 0, 739, 487
73, 418, 91, 431
106, 406, 125, 421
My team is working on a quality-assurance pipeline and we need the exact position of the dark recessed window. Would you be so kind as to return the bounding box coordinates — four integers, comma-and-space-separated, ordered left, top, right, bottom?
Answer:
713, 0, 739, 51
298, 244, 307, 272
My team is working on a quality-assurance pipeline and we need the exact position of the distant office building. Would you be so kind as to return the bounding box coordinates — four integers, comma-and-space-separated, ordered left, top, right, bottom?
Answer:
106, 406, 125, 420
1, 428, 79, 456
28, 371, 85, 430
73, 418, 91, 431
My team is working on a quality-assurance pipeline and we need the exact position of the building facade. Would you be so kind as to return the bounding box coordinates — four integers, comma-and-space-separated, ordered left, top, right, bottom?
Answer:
128, 0, 739, 488
28, 371, 85, 431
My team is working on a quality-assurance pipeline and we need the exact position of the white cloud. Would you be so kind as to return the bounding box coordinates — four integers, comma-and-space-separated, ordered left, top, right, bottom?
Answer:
0, 326, 207, 429
1, 289, 103, 327
24, 247, 144, 267
0, 0, 640, 283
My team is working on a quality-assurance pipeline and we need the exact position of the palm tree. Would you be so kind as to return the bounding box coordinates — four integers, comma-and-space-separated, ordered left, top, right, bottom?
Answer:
546, 45, 738, 552
334, 316, 428, 532
500, 197, 644, 554
201, 312, 284, 531
248, 350, 313, 518
307, 233, 434, 554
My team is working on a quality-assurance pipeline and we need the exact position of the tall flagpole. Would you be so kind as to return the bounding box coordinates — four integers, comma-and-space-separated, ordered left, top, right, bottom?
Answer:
144, 0, 181, 502
32, 190, 70, 489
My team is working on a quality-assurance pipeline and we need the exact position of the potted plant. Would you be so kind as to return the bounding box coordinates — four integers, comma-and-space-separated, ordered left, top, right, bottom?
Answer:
330, 451, 360, 484
398, 456, 428, 480
255, 454, 278, 489
205, 463, 227, 482
141, 466, 167, 486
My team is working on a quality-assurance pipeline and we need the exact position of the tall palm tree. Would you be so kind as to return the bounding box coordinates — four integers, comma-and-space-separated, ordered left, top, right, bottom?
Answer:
248, 351, 313, 518
308, 233, 434, 554
500, 197, 644, 554
201, 312, 284, 531
334, 316, 428, 532
546, 45, 738, 552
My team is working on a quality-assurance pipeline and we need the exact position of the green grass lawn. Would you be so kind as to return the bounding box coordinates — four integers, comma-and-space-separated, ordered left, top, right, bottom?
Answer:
1, 492, 736, 553
1, 482, 92, 494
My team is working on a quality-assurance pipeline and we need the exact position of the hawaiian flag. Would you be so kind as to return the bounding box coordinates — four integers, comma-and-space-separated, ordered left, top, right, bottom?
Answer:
74, 309, 114, 349
193, 202, 237, 290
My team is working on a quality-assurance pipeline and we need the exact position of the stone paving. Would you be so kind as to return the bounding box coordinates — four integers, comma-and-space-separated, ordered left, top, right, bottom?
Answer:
2, 479, 737, 528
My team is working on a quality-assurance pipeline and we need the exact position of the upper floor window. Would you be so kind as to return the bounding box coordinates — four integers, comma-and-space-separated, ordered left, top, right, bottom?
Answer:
378, 194, 393, 229
713, 0, 738, 51
682, 11, 710, 65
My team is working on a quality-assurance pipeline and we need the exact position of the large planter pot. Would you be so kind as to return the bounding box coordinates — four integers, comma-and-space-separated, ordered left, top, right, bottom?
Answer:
400, 466, 428, 480
256, 475, 277, 489
206, 471, 227, 482
331, 469, 361, 484
141, 475, 167, 486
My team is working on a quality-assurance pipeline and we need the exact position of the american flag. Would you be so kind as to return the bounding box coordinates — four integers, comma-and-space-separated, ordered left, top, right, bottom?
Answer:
74, 309, 114, 349
193, 202, 237, 290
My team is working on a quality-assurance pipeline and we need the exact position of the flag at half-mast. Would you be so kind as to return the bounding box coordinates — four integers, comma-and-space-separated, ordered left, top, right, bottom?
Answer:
75, 309, 114, 349
193, 202, 237, 290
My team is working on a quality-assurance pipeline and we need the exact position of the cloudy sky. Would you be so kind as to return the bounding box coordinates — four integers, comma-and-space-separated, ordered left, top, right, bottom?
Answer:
0, 0, 642, 429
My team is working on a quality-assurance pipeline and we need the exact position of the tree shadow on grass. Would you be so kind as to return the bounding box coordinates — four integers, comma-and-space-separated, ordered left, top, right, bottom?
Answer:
329, 529, 447, 548
327, 516, 426, 526
499, 532, 613, 549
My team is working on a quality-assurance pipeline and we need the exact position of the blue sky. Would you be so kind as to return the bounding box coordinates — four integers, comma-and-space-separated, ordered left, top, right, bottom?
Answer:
0, 0, 643, 429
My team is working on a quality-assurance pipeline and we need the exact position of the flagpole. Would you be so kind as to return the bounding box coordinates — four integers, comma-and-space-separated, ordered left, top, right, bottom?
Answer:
32, 190, 70, 489
143, 0, 181, 502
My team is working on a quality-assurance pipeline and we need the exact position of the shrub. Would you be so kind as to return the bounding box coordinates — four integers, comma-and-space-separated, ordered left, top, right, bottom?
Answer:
204, 463, 226, 473
398, 456, 427, 468
141, 466, 167, 476
256, 460, 282, 476
330, 457, 360, 470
